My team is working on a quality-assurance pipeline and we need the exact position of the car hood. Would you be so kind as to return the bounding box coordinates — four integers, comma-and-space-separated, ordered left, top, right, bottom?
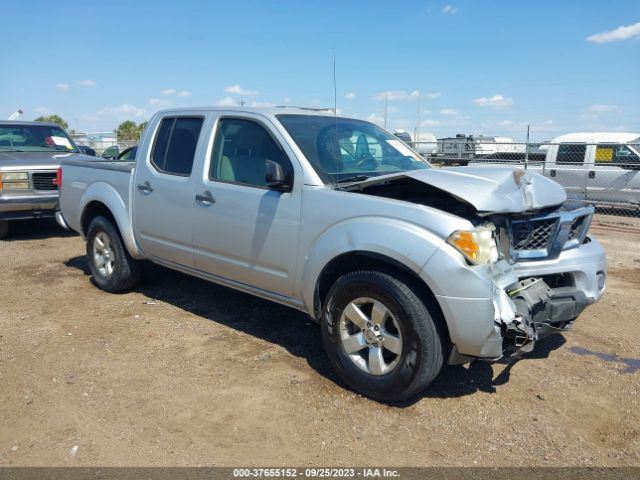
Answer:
0, 151, 91, 170
348, 166, 567, 214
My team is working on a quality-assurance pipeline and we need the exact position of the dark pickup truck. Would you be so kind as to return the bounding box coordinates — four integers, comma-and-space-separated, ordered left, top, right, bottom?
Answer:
0, 121, 90, 238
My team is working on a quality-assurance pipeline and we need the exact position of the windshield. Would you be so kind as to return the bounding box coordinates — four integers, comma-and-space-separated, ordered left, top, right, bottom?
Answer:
277, 114, 429, 184
0, 124, 78, 153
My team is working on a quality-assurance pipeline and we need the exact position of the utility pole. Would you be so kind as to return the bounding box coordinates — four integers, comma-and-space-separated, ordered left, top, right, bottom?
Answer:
416, 90, 421, 144
384, 91, 388, 129
524, 124, 530, 170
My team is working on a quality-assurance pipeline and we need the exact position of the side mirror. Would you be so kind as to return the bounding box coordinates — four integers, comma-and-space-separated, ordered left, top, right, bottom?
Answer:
265, 159, 287, 190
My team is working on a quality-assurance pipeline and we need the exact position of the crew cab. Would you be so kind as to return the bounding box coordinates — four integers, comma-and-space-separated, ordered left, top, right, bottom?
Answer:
58, 107, 607, 402
0, 121, 88, 239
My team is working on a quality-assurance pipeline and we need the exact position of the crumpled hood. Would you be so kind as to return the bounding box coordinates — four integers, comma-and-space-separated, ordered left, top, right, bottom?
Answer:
353, 166, 567, 213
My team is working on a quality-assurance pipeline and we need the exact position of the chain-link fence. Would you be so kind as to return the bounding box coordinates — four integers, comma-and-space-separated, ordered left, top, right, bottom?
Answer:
411, 140, 640, 233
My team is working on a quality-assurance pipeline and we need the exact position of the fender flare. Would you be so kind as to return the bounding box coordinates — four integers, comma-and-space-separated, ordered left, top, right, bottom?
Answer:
79, 182, 143, 259
299, 217, 446, 314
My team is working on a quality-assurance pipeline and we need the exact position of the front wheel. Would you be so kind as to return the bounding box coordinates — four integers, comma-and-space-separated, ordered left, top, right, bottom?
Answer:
322, 270, 444, 403
0, 220, 8, 239
86, 215, 141, 292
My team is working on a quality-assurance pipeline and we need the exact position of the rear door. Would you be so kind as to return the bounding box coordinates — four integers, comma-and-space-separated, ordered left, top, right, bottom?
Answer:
546, 143, 588, 200
587, 144, 640, 205
133, 116, 205, 267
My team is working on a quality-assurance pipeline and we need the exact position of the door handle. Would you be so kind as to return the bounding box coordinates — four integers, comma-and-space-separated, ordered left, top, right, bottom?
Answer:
588, 171, 595, 179
549, 169, 556, 177
137, 181, 153, 194
195, 191, 216, 206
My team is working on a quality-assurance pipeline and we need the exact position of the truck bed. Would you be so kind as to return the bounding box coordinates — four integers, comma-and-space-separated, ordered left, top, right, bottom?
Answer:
59, 159, 135, 236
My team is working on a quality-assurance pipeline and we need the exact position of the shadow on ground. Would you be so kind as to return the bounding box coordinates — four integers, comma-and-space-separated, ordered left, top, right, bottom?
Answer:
2, 218, 76, 241
64, 255, 567, 406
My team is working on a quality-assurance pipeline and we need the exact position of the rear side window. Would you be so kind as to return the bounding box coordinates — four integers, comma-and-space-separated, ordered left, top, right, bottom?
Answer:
151, 117, 204, 176
556, 144, 586, 165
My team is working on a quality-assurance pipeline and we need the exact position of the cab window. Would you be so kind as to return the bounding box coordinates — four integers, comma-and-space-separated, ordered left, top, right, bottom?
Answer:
151, 117, 203, 176
596, 144, 640, 167
556, 144, 586, 165
209, 118, 293, 189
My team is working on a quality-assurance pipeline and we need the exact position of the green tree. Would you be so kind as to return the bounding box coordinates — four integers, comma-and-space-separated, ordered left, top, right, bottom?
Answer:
116, 120, 139, 141
34, 115, 68, 130
136, 121, 148, 140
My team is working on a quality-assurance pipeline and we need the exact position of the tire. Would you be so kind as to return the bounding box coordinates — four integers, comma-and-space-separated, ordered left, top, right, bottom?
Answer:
86, 215, 141, 292
322, 270, 444, 403
0, 220, 8, 239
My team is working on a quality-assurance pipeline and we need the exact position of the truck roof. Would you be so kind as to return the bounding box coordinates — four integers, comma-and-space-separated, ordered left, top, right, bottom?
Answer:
154, 106, 337, 117
550, 132, 640, 144
0, 120, 60, 127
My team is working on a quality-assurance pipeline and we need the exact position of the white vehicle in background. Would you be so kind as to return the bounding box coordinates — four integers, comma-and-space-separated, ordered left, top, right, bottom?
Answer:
437, 135, 524, 164
541, 132, 640, 207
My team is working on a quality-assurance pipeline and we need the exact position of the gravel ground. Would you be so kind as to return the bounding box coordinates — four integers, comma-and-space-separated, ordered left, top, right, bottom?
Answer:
0, 218, 638, 467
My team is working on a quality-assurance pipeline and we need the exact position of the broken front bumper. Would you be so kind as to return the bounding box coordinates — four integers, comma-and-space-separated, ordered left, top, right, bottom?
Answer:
423, 235, 606, 362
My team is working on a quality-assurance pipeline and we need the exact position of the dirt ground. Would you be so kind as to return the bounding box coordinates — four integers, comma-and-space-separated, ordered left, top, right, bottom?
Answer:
0, 218, 638, 467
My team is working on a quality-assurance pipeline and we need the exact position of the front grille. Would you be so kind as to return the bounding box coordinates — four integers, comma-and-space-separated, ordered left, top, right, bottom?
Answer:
508, 206, 594, 261
567, 216, 586, 242
511, 218, 558, 251
31, 172, 58, 191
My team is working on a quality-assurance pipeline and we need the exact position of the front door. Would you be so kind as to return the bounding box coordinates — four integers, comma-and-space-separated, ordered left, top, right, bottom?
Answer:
191, 116, 302, 297
588, 144, 640, 205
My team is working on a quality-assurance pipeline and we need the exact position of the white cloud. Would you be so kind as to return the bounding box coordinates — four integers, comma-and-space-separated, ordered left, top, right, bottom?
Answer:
587, 104, 618, 113
420, 119, 441, 127
372, 90, 414, 101
86, 104, 146, 122
216, 96, 238, 107
56, 83, 69, 91
34, 107, 48, 114
345, 92, 356, 100
587, 22, 640, 43
149, 98, 170, 107
498, 120, 514, 127
440, 108, 458, 116
177, 90, 191, 97
224, 84, 258, 96
473, 94, 514, 108
78, 79, 97, 87
410, 90, 420, 98
162, 88, 176, 95
426, 91, 441, 99
250, 101, 275, 108
367, 113, 385, 126
311, 99, 321, 106
283, 97, 292, 103
442, 5, 459, 15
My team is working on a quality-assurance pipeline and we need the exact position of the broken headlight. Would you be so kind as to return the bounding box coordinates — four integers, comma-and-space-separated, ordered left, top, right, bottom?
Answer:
447, 223, 499, 265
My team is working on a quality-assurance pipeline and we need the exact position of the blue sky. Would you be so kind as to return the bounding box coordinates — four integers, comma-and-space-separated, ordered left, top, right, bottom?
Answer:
1, 0, 638, 140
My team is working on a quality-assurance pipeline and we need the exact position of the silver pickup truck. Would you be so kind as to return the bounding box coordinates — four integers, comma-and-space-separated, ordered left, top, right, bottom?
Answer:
58, 107, 607, 402
0, 121, 85, 239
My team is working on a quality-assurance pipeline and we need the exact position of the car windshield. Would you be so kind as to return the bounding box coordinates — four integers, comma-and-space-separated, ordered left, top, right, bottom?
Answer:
277, 114, 429, 185
0, 124, 78, 153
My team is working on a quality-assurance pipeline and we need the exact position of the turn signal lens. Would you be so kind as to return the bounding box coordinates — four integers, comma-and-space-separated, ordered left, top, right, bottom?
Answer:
447, 223, 499, 265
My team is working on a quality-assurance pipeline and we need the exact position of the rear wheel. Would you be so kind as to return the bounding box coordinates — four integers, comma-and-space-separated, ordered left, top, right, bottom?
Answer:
86, 215, 140, 292
0, 220, 8, 239
322, 270, 444, 403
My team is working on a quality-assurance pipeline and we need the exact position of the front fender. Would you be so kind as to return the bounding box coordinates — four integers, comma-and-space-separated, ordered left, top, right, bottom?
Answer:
299, 216, 446, 314
79, 182, 142, 259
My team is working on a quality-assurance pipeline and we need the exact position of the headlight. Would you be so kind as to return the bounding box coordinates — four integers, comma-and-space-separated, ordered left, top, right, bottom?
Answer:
0, 172, 30, 191
447, 223, 499, 265
1, 172, 28, 181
